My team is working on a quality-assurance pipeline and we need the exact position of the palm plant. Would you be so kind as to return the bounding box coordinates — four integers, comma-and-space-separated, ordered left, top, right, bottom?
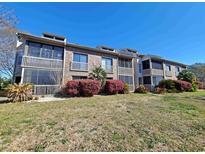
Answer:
89, 66, 107, 88
7, 83, 33, 102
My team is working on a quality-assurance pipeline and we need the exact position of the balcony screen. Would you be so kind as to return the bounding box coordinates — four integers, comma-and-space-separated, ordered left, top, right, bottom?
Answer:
152, 60, 163, 69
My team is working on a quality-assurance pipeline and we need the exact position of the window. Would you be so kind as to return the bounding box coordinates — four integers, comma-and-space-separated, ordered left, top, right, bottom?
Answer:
28, 42, 41, 57
23, 69, 38, 84
28, 41, 64, 60
53, 47, 63, 60
153, 76, 163, 86
73, 53, 88, 63
139, 77, 142, 85
119, 75, 133, 85
72, 76, 87, 80
31, 70, 38, 84
143, 76, 151, 84
118, 59, 132, 68
102, 57, 113, 71
176, 66, 180, 72
102, 57, 112, 66
38, 70, 51, 85
152, 60, 163, 69
41, 45, 53, 58
139, 64, 142, 73
23, 68, 62, 85
166, 65, 171, 71
142, 60, 150, 70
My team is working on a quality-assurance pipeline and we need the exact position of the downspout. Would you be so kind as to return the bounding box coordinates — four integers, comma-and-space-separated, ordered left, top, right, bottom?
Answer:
62, 41, 67, 87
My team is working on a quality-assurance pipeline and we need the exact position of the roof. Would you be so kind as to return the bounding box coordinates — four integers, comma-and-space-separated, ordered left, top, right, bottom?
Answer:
42, 32, 65, 40
123, 48, 138, 53
96, 45, 115, 51
17, 32, 134, 59
145, 55, 187, 67
17, 32, 187, 66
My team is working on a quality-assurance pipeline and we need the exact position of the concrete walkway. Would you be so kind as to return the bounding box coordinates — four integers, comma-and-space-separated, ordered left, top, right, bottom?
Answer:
0, 96, 67, 104
0, 97, 8, 103
35, 96, 67, 103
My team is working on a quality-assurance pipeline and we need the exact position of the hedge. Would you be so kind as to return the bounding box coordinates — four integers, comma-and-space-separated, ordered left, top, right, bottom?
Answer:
105, 80, 125, 95
79, 80, 101, 97
65, 80, 101, 97
158, 79, 193, 92
135, 85, 148, 94
66, 80, 80, 97
175, 80, 193, 91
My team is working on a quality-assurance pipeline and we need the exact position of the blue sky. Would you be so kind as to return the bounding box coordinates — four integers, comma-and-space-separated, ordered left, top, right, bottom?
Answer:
2, 2, 205, 65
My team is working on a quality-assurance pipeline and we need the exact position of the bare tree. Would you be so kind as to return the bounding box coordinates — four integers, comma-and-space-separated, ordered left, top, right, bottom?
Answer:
0, 5, 18, 79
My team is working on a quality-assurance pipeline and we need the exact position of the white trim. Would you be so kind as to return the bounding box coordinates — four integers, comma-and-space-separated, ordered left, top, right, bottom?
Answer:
62, 48, 66, 85
23, 55, 63, 62
70, 61, 89, 72
72, 52, 89, 70
20, 68, 24, 84
33, 84, 60, 86
21, 65, 63, 70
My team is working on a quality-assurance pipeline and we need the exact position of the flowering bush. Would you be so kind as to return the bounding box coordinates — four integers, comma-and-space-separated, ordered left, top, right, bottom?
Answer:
135, 85, 148, 94
79, 80, 101, 97
65, 80, 100, 97
175, 80, 193, 91
66, 81, 80, 97
105, 80, 125, 95
158, 79, 193, 92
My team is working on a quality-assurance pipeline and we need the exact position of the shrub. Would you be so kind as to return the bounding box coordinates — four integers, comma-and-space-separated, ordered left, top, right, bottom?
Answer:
158, 79, 193, 93
175, 80, 193, 92
177, 70, 196, 84
195, 81, 204, 89
123, 83, 129, 94
65, 80, 100, 97
66, 88, 79, 97
154, 87, 167, 94
105, 80, 125, 95
7, 83, 33, 102
79, 80, 101, 97
0, 89, 7, 97
135, 85, 148, 94
191, 83, 197, 92
0, 77, 11, 90
158, 80, 176, 90
65, 81, 80, 97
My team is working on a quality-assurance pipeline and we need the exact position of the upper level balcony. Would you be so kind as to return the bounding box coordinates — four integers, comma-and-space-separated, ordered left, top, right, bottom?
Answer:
118, 66, 133, 75
102, 65, 113, 73
21, 56, 63, 69
70, 61, 88, 71
142, 69, 163, 76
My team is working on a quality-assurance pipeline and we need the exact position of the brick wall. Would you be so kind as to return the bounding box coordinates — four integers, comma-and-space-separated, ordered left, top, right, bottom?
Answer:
63, 47, 118, 85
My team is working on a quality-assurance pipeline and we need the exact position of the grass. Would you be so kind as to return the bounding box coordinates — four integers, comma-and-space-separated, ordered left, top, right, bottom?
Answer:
0, 91, 205, 151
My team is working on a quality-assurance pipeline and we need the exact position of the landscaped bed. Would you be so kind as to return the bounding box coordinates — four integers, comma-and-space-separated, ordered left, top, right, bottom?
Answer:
0, 91, 205, 151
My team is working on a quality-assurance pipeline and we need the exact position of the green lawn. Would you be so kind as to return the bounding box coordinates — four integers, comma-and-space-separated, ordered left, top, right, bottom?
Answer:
0, 91, 205, 151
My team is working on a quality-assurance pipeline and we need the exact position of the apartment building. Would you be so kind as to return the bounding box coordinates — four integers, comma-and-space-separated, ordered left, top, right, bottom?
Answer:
13, 32, 186, 95
138, 55, 186, 91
